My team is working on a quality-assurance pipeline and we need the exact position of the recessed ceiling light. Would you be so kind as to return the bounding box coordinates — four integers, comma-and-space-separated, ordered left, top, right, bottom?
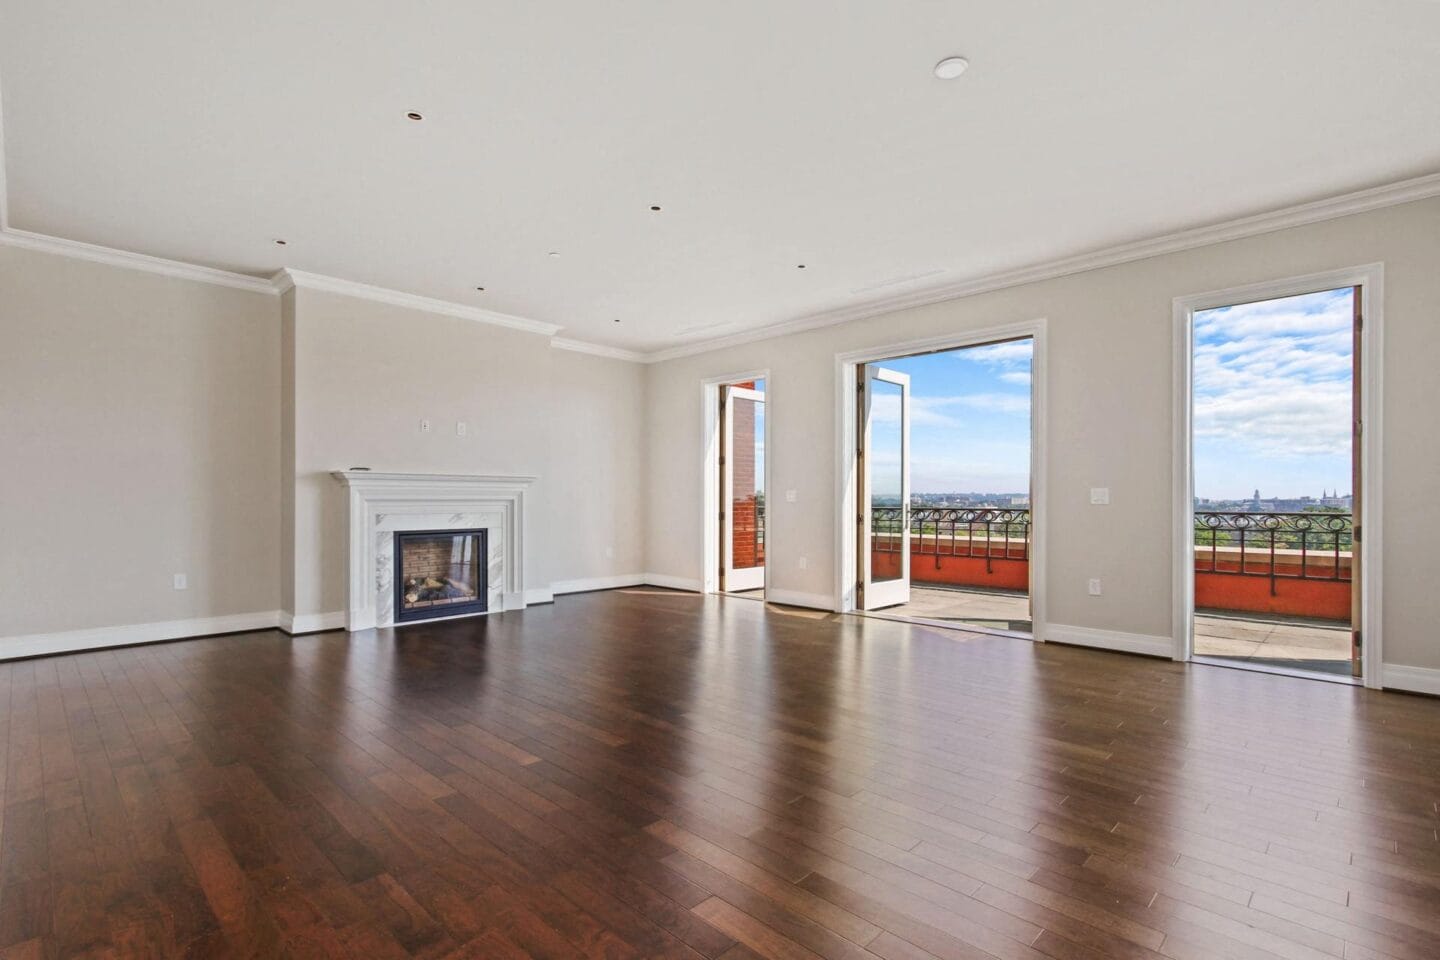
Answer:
475, 286, 485, 292
934, 56, 969, 79
548, 251, 561, 259
406, 111, 424, 121
797, 264, 807, 269
650, 205, 662, 212
274, 239, 287, 246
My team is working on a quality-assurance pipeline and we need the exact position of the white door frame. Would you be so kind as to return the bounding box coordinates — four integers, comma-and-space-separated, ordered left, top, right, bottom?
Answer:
861, 366, 912, 609
835, 319, 1048, 639
1171, 264, 1384, 687
702, 369, 772, 596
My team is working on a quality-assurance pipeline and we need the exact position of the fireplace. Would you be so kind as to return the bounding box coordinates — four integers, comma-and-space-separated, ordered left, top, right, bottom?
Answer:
393, 529, 488, 623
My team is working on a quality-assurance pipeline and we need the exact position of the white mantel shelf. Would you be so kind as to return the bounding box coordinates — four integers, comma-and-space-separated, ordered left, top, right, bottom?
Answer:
332, 471, 536, 631
332, 471, 539, 488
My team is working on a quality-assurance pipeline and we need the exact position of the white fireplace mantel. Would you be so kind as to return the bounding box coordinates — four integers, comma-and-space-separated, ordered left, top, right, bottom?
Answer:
332, 471, 536, 631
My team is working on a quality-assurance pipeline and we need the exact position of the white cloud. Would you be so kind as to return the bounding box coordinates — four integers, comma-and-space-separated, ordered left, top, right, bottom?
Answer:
998, 371, 1031, 386
870, 392, 1029, 427
961, 340, 1033, 367
1194, 289, 1353, 461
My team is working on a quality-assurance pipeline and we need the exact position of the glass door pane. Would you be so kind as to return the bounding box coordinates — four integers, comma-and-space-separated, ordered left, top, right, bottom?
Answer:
863, 367, 910, 609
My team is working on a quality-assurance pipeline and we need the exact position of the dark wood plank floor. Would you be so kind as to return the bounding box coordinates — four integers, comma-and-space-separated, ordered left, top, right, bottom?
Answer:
2, 587, 1438, 959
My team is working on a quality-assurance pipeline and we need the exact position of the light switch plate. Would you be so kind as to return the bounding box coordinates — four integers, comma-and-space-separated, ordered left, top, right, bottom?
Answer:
1090, 487, 1110, 505
785, 489, 798, 502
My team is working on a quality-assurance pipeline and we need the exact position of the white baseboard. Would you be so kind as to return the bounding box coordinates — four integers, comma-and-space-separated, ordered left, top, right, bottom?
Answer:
523, 588, 555, 605
642, 573, 704, 592
2, 610, 283, 661
764, 589, 837, 611
279, 611, 346, 635
552, 573, 647, 595
1381, 663, 1440, 696
1045, 623, 1174, 659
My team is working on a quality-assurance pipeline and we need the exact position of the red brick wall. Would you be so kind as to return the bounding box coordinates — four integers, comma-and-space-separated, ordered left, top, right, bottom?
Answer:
1194, 570, 1350, 620
871, 547, 1030, 591
868, 537, 1350, 621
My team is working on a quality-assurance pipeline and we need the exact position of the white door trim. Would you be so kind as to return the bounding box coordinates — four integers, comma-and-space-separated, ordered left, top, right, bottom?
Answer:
1171, 264, 1384, 687
834, 319, 1048, 639
702, 370, 772, 596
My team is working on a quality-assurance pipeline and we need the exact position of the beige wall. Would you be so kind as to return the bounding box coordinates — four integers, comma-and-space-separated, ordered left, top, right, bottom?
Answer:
0, 247, 646, 642
643, 197, 1440, 671
548, 348, 647, 588
285, 287, 646, 617
0, 244, 281, 635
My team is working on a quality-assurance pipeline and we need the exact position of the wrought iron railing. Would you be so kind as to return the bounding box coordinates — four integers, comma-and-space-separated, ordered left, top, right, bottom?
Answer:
871, 506, 1030, 574
1194, 510, 1352, 594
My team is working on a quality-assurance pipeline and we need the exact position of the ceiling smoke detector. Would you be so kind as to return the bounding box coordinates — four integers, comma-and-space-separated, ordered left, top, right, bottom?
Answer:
933, 56, 970, 79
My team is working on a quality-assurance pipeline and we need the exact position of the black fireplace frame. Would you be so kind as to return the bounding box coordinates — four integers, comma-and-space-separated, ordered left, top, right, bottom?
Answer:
393, 528, 489, 624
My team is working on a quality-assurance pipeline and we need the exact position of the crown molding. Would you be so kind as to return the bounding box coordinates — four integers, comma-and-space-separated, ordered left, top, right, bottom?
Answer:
550, 337, 646, 363
0, 226, 279, 294
642, 171, 1440, 364
274, 269, 563, 337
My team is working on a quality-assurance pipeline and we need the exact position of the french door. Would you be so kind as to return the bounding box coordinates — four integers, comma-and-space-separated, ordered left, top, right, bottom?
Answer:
721, 384, 765, 592
860, 366, 910, 609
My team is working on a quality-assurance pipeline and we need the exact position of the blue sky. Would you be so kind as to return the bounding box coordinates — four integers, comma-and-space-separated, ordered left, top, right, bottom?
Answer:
1193, 287, 1353, 500
869, 339, 1033, 494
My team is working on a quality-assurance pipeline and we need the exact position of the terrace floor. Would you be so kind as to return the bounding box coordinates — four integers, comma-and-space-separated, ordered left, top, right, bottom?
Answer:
1194, 609, 1353, 677
871, 584, 1033, 633
871, 586, 1355, 678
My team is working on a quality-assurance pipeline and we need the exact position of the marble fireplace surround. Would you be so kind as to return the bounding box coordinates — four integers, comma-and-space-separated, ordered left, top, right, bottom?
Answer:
332, 471, 535, 631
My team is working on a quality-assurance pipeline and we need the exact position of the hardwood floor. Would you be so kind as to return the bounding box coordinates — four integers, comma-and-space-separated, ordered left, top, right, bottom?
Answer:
2, 587, 1438, 959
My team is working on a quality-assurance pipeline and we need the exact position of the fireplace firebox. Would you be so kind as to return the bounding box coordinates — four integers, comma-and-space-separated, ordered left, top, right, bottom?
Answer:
393, 529, 488, 623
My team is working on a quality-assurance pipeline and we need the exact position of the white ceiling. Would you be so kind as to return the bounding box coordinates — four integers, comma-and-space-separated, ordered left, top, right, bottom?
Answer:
2, 1, 1439, 353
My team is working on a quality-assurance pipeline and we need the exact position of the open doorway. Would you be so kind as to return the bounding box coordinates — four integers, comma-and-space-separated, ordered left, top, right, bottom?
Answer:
703, 375, 767, 600
840, 326, 1043, 637
1190, 287, 1360, 678
1175, 267, 1382, 686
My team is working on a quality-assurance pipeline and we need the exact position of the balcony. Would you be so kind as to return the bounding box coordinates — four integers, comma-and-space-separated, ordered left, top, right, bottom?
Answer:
869, 507, 1033, 631
867, 507, 1353, 668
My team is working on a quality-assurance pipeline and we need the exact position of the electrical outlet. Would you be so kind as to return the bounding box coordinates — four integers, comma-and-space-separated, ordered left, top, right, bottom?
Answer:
1090, 487, 1110, 505
1088, 578, 1102, 596
605, 546, 614, 558
785, 489, 798, 503
456, 421, 467, 437
420, 419, 432, 433
798, 556, 808, 570
173, 573, 188, 590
